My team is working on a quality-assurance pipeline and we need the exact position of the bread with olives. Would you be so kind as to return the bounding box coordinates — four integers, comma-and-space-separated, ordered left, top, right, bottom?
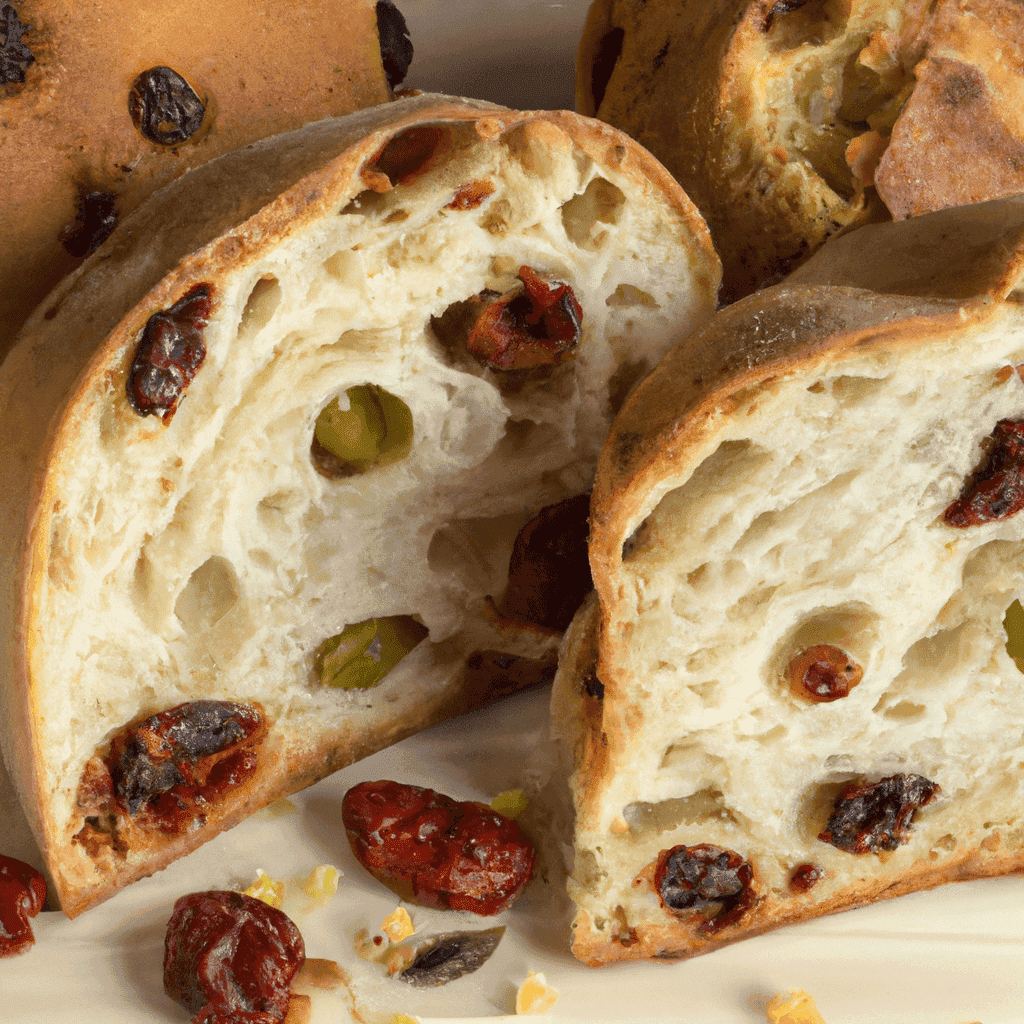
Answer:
0, 92, 720, 916
551, 194, 1024, 964
0, 0, 413, 358
577, 0, 1024, 301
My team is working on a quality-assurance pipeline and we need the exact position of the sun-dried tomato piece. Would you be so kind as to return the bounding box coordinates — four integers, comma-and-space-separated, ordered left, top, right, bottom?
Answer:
342, 780, 535, 916
654, 844, 756, 934
787, 645, 863, 703
500, 492, 592, 631
129, 66, 206, 146
819, 773, 940, 854
944, 420, 1024, 527
467, 266, 583, 371
0, 855, 46, 958
0, 4, 34, 85
126, 285, 212, 421
60, 191, 119, 258
164, 890, 304, 1024
375, 0, 414, 89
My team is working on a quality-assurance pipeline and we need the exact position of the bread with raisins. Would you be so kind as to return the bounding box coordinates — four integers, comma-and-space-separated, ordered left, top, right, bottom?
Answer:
0, 0, 412, 358
551, 194, 1024, 964
577, 0, 1024, 302
0, 92, 720, 916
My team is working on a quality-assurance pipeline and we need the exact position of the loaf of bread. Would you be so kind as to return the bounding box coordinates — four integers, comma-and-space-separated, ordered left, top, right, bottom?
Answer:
577, 0, 1024, 301
0, 0, 412, 357
0, 92, 720, 917
552, 194, 1024, 964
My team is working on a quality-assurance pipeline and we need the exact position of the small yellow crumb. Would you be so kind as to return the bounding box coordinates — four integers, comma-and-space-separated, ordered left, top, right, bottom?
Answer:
766, 989, 828, 1024
491, 789, 529, 819
354, 927, 389, 963
301, 864, 340, 904
516, 970, 559, 1015
381, 943, 417, 977
257, 798, 299, 819
381, 906, 415, 942
243, 869, 285, 909
282, 993, 312, 1024
386, 1016, 420, 1024
291, 958, 347, 994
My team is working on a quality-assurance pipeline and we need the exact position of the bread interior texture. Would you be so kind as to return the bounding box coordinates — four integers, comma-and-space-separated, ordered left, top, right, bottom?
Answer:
563, 302, 1024, 956
21, 114, 712, 904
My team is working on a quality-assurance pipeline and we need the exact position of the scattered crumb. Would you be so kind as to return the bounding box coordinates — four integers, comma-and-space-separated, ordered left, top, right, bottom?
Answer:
301, 864, 341, 905
256, 798, 299, 819
766, 989, 827, 1024
282, 993, 312, 1024
491, 788, 529, 819
516, 970, 559, 1014
381, 906, 415, 942
386, 1016, 421, 1024
291, 958, 348, 994
243, 868, 285, 909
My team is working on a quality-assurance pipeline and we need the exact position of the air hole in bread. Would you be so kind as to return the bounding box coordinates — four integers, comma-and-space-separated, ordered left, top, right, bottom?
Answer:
426, 512, 528, 595
174, 556, 241, 633
605, 283, 660, 309
607, 357, 652, 416
561, 176, 626, 252
879, 699, 926, 721
361, 124, 453, 191
768, 603, 878, 702
623, 789, 739, 838
322, 250, 364, 288
238, 276, 282, 340
763, 0, 844, 48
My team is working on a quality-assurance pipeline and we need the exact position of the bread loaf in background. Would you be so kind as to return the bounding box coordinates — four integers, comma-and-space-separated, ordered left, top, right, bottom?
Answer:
552, 194, 1024, 964
577, 0, 1024, 301
0, 92, 720, 916
0, 0, 412, 357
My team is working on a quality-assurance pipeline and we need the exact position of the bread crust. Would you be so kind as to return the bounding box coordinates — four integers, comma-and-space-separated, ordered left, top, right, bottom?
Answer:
0, 93, 720, 916
578, 0, 1024, 300
0, 0, 397, 356
557, 194, 1024, 964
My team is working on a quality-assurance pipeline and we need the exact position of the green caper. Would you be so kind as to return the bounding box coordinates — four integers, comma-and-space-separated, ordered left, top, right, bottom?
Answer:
312, 384, 414, 477
1004, 599, 1024, 672
314, 615, 428, 689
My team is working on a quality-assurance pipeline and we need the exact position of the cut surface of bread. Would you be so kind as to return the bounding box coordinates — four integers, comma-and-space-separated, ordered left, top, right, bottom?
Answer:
577, 0, 1024, 300
0, 93, 720, 917
0, 0, 409, 356
552, 194, 1024, 964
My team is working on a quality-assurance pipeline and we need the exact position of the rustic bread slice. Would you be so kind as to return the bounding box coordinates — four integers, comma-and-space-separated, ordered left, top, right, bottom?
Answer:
577, 0, 1024, 300
0, 0, 410, 357
552, 194, 1024, 964
0, 93, 720, 916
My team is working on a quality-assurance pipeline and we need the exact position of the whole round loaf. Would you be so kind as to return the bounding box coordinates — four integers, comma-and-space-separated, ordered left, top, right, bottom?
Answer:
577, 0, 1024, 301
0, 92, 720, 916
0, 0, 409, 357
553, 194, 1024, 964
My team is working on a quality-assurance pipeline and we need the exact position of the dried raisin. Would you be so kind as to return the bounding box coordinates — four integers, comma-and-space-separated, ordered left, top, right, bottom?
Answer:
164, 890, 304, 1024
0, 4, 33, 85
126, 285, 212, 421
788, 862, 823, 893
787, 645, 863, 703
500, 492, 592, 631
375, 0, 413, 89
818, 773, 940, 854
0, 855, 46, 958
466, 266, 583, 371
654, 844, 756, 934
342, 780, 535, 916
399, 927, 505, 987
129, 66, 206, 146
945, 420, 1024, 527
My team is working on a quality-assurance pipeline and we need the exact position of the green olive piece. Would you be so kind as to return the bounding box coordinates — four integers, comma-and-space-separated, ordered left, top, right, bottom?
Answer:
1005, 599, 1024, 672
314, 615, 429, 689
313, 384, 413, 476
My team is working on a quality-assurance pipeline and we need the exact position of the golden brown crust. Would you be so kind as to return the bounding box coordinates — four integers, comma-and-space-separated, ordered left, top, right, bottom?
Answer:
0, 0, 396, 356
578, 0, 1024, 300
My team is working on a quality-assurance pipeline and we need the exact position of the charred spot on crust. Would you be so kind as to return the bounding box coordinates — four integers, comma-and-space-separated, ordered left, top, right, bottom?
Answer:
761, 0, 810, 32
590, 27, 624, 111
376, 0, 413, 89
0, 4, 33, 85
581, 667, 605, 700
128, 66, 206, 146
940, 64, 985, 108
818, 773, 940, 854
60, 191, 119, 258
